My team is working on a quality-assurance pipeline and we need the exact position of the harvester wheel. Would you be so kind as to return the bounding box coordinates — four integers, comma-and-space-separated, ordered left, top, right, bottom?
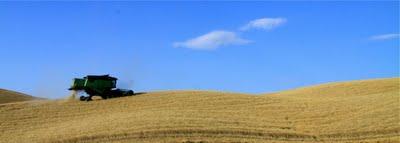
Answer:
80, 96, 87, 101
86, 95, 93, 101
127, 90, 134, 96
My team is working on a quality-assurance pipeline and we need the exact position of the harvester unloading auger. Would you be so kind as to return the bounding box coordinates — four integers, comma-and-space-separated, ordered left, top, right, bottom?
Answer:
68, 75, 134, 101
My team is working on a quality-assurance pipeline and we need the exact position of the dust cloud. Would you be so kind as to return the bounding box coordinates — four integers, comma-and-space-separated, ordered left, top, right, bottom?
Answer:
67, 90, 78, 101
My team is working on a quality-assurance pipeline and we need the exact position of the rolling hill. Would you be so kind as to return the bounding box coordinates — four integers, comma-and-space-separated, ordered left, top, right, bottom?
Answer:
0, 89, 38, 104
0, 78, 398, 143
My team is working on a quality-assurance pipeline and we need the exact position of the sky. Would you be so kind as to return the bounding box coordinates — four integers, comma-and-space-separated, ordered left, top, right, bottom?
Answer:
0, 1, 399, 99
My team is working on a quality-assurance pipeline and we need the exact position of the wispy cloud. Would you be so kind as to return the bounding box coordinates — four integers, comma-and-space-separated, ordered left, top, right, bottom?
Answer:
173, 17, 287, 50
369, 33, 399, 41
240, 17, 287, 31
173, 30, 251, 50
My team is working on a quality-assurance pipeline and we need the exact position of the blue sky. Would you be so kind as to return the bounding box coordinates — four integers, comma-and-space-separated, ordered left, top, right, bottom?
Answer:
0, 1, 399, 98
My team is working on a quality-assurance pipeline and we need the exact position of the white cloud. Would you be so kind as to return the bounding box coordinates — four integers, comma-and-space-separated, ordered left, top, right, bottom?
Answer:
173, 30, 251, 50
240, 17, 287, 31
369, 33, 400, 41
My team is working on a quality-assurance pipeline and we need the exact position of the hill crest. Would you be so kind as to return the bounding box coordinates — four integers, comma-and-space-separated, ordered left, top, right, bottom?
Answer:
0, 88, 37, 104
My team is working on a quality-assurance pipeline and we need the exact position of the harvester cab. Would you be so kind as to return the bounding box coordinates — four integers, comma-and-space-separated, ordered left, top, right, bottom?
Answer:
69, 75, 134, 101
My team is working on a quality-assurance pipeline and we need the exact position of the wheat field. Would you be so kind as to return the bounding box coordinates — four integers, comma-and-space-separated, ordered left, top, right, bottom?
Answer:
0, 78, 399, 143
0, 89, 37, 104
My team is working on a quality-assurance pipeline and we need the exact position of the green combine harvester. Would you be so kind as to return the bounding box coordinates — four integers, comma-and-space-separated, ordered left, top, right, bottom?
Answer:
68, 75, 134, 101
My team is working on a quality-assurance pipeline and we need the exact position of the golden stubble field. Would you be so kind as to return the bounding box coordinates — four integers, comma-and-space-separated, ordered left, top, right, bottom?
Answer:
0, 78, 399, 143
0, 89, 37, 104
